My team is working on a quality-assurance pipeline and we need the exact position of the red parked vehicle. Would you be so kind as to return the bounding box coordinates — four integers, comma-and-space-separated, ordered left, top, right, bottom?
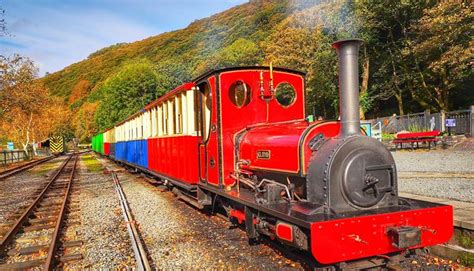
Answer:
92, 39, 453, 269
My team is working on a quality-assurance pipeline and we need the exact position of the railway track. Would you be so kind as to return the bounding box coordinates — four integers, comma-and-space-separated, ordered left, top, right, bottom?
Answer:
111, 171, 151, 271
0, 153, 82, 270
0, 156, 56, 181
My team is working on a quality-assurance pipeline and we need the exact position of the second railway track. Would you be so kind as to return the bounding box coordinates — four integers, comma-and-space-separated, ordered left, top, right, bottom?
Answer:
0, 153, 83, 270
0, 156, 56, 181
111, 171, 152, 271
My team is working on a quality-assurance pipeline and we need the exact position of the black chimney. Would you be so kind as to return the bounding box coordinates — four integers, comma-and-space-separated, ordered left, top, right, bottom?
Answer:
332, 39, 364, 137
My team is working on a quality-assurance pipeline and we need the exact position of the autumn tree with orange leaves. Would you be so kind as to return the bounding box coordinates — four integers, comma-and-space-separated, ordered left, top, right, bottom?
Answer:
0, 55, 71, 154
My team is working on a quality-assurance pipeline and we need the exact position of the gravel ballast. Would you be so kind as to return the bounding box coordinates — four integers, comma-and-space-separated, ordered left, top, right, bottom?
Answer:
393, 150, 474, 202
75, 154, 135, 269
392, 150, 474, 173
96, 156, 304, 270
0, 156, 66, 221
398, 178, 473, 202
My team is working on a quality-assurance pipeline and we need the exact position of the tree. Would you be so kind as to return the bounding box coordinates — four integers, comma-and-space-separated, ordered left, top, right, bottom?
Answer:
69, 79, 92, 109
411, 1, 473, 111
263, 1, 361, 119
217, 38, 262, 67
195, 38, 262, 75
0, 55, 69, 154
356, 0, 432, 115
72, 102, 98, 143
94, 60, 169, 130
0, 55, 39, 118
264, 21, 319, 72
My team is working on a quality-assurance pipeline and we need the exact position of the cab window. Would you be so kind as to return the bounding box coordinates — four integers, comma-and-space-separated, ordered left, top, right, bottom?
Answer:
229, 80, 251, 108
275, 82, 296, 107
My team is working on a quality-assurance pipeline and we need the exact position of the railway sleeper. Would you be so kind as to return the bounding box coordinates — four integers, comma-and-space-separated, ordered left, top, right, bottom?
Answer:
33, 210, 60, 217
65, 212, 80, 219
34, 208, 61, 215
59, 253, 83, 263
8, 212, 25, 219
0, 222, 14, 228
0, 258, 44, 270
23, 223, 55, 232
64, 220, 81, 227
38, 201, 63, 208
7, 244, 49, 256
62, 240, 83, 248
29, 217, 57, 224
67, 207, 80, 213
43, 194, 65, 200
49, 184, 68, 189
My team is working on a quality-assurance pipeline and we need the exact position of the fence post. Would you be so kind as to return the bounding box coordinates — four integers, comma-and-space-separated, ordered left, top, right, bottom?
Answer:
470, 105, 474, 137
424, 110, 430, 131
440, 110, 446, 132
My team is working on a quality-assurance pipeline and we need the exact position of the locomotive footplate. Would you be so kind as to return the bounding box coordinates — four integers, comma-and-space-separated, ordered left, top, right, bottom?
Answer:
200, 184, 453, 264
309, 203, 453, 264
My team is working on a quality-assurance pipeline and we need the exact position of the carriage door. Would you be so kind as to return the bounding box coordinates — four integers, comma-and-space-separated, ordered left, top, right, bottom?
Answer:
198, 80, 220, 186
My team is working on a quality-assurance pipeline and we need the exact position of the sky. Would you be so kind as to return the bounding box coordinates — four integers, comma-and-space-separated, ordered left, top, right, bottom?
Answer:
0, 0, 247, 75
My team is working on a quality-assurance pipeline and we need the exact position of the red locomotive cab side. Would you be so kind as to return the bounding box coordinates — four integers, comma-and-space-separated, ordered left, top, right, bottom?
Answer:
195, 67, 308, 188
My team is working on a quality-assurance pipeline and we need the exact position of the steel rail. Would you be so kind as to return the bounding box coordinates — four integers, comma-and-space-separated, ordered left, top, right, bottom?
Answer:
44, 153, 78, 270
0, 154, 73, 253
112, 172, 152, 271
0, 156, 56, 180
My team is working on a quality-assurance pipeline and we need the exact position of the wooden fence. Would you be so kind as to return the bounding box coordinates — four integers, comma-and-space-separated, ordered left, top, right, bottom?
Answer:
0, 150, 30, 165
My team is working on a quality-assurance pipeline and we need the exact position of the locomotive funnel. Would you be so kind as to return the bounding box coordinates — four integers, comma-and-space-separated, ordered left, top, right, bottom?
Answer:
332, 38, 364, 137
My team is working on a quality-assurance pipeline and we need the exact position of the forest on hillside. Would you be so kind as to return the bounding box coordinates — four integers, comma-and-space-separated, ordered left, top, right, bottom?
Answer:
1, 0, 472, 145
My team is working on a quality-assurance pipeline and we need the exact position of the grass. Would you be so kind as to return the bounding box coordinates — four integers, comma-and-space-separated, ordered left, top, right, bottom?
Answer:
81, 154, 104, 172
32, 163, 58, 176
407, 124, 429, 132
382, 133, 395, 141
459, 233, 474, 249
460, 252, 474, 267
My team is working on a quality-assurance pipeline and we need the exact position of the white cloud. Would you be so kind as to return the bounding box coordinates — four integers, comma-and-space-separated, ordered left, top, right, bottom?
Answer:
2, 2, 157, 75
1, 0, 247, 75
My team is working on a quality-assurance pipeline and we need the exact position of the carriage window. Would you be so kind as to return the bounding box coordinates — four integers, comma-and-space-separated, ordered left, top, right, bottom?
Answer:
163, 103, 168, 135
176, 95, 183, 134
229, 80, 251, 108
275, 82, 296, 107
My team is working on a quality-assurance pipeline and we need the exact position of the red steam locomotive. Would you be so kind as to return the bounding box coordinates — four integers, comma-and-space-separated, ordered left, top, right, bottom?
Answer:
92, 39, 453, 269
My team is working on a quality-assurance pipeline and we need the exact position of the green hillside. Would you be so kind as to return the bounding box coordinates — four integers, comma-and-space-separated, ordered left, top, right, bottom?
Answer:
42, 0, 290, 97
40, 0, 473, 142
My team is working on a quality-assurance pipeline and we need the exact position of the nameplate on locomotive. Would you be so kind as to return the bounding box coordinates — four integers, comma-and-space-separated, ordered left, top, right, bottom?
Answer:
257, 150, 271, 160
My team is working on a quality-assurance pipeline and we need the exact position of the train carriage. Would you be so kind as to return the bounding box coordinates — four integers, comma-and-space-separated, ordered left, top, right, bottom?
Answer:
92, 39, 452, 268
